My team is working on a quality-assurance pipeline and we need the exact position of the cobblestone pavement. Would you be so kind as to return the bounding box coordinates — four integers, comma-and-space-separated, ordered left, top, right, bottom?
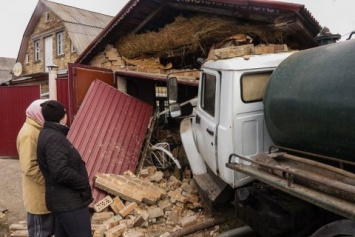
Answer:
0, 157, 26, 225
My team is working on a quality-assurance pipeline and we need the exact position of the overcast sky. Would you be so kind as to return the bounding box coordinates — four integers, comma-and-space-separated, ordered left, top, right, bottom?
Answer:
1, 0, 354, 59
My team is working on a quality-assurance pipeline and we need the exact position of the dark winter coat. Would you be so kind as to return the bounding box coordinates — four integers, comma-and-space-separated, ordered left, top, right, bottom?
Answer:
37, 122, 93, 212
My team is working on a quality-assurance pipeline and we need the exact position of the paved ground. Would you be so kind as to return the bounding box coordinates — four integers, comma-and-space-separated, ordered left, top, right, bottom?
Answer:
0, 157, 26, 225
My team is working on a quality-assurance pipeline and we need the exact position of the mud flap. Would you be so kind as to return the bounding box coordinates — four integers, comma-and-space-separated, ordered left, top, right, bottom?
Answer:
193, 170, 233, 210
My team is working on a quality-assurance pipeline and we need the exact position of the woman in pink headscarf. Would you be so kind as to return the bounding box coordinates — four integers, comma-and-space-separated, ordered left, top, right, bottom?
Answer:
16, 99, 54, 237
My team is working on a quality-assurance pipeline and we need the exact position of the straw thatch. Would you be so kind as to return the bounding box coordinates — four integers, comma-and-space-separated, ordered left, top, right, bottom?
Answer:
115, 14, 285, 60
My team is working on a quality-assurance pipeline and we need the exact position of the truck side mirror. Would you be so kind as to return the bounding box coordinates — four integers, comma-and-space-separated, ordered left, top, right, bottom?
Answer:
167, 77, 178, 103
167, 77, 181, 117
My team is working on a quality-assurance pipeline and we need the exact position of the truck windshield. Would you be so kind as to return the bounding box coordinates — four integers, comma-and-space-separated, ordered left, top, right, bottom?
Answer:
241, 71, 272, 103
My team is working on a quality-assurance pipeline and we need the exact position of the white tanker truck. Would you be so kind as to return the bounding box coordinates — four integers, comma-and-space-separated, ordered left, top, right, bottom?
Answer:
167, 38, 355, 236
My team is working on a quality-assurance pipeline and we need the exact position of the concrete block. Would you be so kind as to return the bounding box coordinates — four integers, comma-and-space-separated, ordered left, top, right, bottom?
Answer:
159, 232, 171, 237
119, 219, 134, 228
168, 189, 187, 203
105, 51, 120, 61
123, 230, 145, 237
147, 207, 164, 219
134, 208, 149, 220
9, 230, 28, 237
104, 224, 126, 237
167, 176, 182, 191
102, 214, 122, 230
149, 171, 164, 182
180, 215, 198, 228
9, 223, 27, 231
158, 199, 173, 212
94, 196, 114, 212
133, 215, 145, 227
212, 44, 254, 59
91, 224, 104, 231
93, 227, 105, 237
166, 206, 182, 225
92, 211, 115, 225
182, 191, 199, 204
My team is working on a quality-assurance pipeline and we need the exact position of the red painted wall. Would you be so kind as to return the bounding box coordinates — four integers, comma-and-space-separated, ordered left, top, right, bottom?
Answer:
0, 85, 40, 157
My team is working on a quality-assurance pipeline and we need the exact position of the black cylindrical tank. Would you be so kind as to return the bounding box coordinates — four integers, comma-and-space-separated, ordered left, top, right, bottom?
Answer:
264, 39, 355, 162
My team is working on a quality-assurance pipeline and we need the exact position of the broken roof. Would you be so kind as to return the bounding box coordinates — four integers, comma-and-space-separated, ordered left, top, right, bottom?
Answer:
16, 0, 113, 63
76, 0, 322, 64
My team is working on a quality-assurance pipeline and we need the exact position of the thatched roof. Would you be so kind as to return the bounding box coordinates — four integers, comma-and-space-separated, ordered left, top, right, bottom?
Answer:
116, 15, 287, 60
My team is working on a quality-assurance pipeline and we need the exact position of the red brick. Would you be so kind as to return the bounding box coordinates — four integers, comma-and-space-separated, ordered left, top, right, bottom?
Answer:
119, 202, 138, 217
110, 197, 125, 214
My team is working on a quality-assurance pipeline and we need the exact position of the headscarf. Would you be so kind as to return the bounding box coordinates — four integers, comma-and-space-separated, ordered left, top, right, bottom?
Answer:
26, 99, 48, 126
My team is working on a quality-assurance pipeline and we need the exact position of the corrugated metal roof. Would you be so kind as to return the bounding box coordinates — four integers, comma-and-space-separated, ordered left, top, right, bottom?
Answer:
67, 80, 153, 203
0, 57, 16, 84
43, 0, 113, 55
43, 0, 112, 28
76, 0, 322, 64
64, 23, 105, 53
17, 0, 114, 63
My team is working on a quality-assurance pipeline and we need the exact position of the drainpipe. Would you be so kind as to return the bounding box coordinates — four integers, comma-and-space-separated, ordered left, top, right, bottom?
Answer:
47, 64, 58, 100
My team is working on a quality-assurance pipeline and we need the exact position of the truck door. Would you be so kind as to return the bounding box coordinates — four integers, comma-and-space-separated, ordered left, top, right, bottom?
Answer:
194, 70, 220, 174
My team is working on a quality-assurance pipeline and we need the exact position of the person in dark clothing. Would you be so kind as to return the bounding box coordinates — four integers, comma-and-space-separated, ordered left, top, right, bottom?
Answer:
37, 100, 93, 237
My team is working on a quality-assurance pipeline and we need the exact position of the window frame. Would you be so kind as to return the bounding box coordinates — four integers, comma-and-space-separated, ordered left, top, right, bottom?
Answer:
56, 32, 65, 56
70, 40, 76, 53
34, 40, 40, 61
45, 12, 50, 22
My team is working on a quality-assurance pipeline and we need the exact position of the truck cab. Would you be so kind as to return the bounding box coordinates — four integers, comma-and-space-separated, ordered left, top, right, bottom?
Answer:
169, 51, 294, 206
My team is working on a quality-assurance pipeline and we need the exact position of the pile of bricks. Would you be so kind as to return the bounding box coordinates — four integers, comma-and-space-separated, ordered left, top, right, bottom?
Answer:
9, 166, 204, 237
89, 44, 200, 84
208, 43, 289, 60
91, 167, 202, 237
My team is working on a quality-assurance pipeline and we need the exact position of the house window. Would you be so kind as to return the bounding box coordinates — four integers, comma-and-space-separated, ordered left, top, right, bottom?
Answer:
34, 40, 40, 61
70, 40, 76, 53
57, 32, 64, 56
25, 54, 29, 64
45, 12, 50, 22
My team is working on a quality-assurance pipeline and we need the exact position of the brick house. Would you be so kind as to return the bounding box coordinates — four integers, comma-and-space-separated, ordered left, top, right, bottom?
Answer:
11, 0, 113, 97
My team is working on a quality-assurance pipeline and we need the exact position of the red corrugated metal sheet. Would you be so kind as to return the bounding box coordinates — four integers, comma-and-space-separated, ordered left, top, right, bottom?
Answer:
0, 85, 40, 157
56, 76, 71, 124
67, 80, 153, 203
